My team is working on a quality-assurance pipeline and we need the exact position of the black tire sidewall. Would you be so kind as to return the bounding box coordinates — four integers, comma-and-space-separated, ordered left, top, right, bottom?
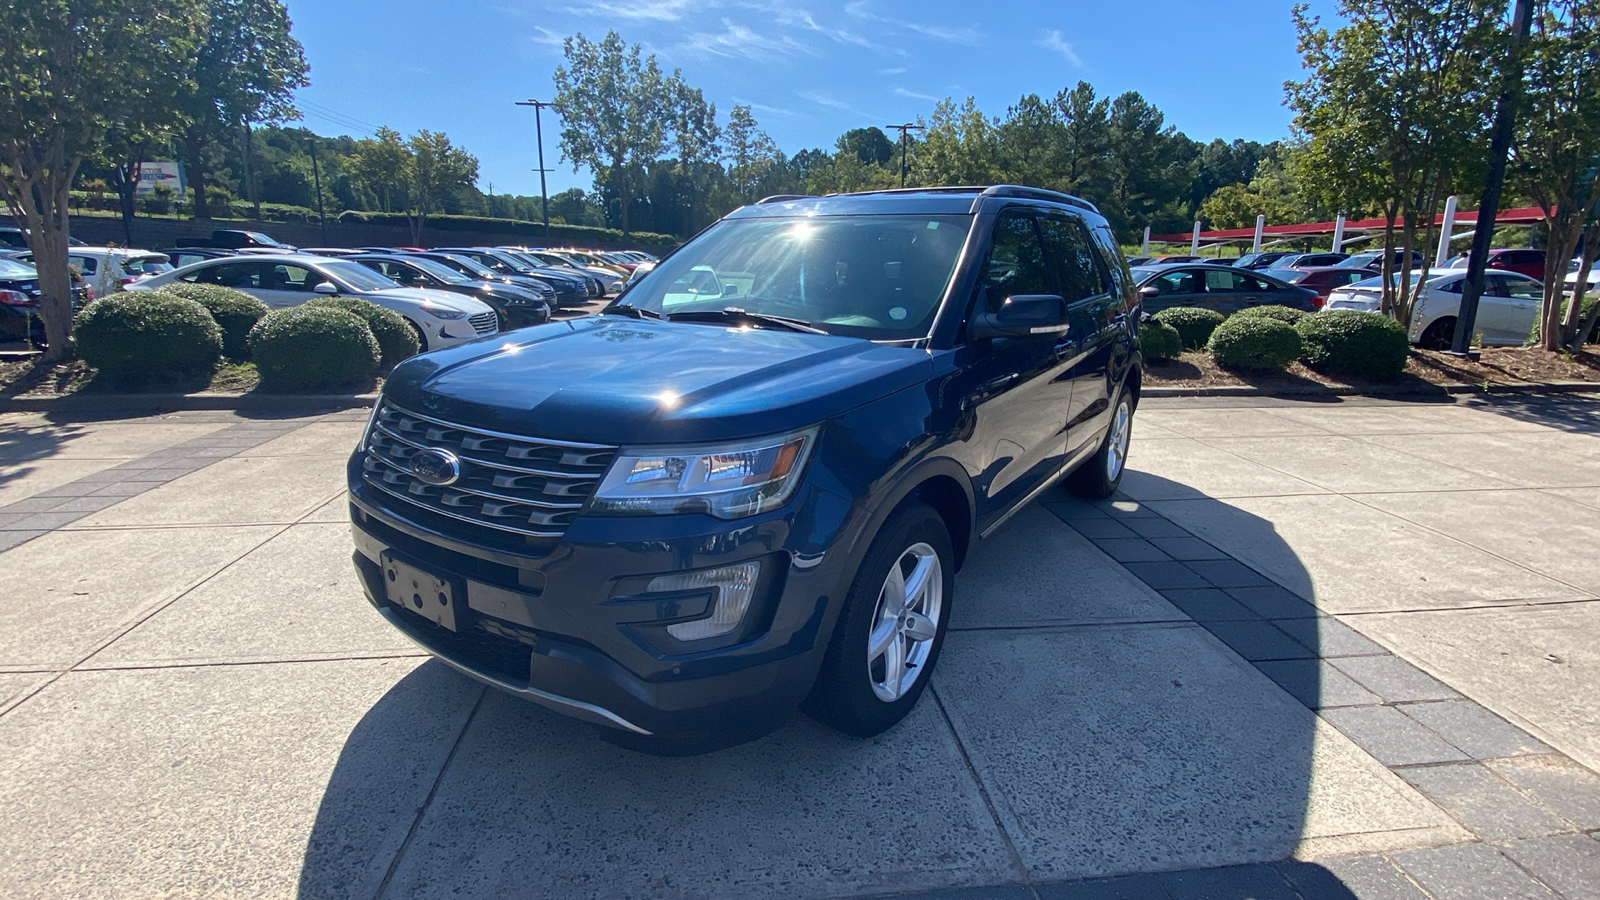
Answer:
1067, 388, 1132, 500
803, 500, 954, 737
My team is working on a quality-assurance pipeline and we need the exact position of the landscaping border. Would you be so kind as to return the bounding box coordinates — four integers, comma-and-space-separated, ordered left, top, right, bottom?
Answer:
1143, 380, 1600, 399
0, 391, 377, 415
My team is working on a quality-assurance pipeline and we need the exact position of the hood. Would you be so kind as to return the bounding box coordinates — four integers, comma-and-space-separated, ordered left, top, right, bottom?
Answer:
364, 287, 491, 316
382, 315, 933, 445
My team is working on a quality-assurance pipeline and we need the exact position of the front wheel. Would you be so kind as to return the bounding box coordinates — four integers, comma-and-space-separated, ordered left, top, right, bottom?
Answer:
1066, 388, 1133, 500
803, 501, 954, 737
1417, 317, 1456, 350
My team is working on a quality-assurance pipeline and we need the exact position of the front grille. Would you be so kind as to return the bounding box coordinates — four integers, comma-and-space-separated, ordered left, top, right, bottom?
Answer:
469, 312, 498, 335
362, 401, 616, 538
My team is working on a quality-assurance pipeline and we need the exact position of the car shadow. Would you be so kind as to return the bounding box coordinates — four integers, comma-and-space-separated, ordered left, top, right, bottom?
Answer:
0, 418, 89, 493
1461, 391, 1600, 433
295, 476, 1362, 899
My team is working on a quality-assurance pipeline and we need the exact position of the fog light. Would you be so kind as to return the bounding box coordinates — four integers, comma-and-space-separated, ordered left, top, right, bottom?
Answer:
655, 560, 761, 641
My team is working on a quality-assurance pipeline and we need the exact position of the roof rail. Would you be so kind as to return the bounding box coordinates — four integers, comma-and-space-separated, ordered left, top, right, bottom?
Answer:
975, 185, 1099, 214
756, 194, 813, 204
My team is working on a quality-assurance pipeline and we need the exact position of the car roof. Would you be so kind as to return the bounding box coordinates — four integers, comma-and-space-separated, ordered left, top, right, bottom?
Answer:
723, 185, 1100, 220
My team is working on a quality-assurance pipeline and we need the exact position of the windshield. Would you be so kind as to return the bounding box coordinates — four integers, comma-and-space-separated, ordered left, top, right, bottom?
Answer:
245, 231, 291, 248
1349, 271, 1451, 289
402, 256, 472, 283
319, 259, 401, 292
123, 255, 173, 275
433, 254, 498, 279
0, 258, 35, 278
616, 214, 971, 340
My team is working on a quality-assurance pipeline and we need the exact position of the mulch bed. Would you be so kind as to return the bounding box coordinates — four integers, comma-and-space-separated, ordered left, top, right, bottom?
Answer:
0, 358, 268, 397
1145, 346, 1600, 392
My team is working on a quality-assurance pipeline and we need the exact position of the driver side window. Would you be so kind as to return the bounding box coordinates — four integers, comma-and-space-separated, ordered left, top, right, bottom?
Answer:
982, 213, 1050, 311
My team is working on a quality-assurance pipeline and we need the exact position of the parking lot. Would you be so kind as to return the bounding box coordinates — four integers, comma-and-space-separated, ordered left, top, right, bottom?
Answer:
0, 393, 1597, 899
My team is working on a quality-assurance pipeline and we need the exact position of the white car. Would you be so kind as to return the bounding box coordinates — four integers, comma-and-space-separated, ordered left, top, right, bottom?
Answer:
10, 247, 174, 297
1325, 270, 1544, 348
128, 254, 499, 350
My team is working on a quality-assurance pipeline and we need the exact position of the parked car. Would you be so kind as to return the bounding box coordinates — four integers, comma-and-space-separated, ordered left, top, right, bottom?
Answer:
1440, 248, 1547, 280
173, 229, 296, 252
0, 226, 85, 248
1323, 270, 1544, 347
0, 256, 91, 344
300, 247, 364, 257
1267, 252, 1349, 270
1341, 248, 1425, 270
405, 251, 567, 305
349, 253, 551, 329
347, 185, 1141, 751
497, 248, 605, 300
11, 247, 174, 296
432, 247, 591, 308
1150, 254, 1203, 264
517, 249, 627, 295
130, 254, 499, 350
547, 249, 631, 276
1274, 266, 1380, 307
1230, 251, 1297, 270
1128, 263, 1320, 315
156, 247, 235, 270
1125, 256, 1155, 267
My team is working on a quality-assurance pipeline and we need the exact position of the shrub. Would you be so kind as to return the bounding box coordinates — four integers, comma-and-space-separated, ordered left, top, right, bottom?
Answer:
1152, 306, 1225, 349
306, 296, 420, 370
1295, 310, 1410, 380
75, 292, 222, 380
1138, 319, 1183, 361
248, 306, 381, 392
1233, 304, 1307, 326
1208, 315, 1303, 371
154, 283, 268, 359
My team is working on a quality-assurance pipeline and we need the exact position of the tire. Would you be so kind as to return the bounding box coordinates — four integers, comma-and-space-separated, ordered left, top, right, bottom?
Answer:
406, 318, 429, 352
1418, 317, 1455, 350
803, 500, 954, 737
1066, 387, 1133, 500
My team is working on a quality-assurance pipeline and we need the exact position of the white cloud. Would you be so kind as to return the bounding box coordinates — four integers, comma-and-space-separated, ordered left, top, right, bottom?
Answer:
797, 89, 875, 119
843, 2, 981, 46
528, 26, 566, 47
577, 0, 698, 20
1037, 29, 1082, 66
681, 18, 812, 60
893, 87, 940, 103
878, 66, 908, 75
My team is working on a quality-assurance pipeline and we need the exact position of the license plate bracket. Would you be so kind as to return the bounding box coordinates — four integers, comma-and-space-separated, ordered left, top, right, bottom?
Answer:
382, 552, 460, 632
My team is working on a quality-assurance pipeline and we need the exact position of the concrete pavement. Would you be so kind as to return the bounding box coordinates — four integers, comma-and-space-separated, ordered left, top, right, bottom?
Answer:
0, 394, 1594, 898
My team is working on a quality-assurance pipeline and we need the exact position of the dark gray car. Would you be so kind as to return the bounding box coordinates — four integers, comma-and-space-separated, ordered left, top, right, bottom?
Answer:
1129, 263, 1321, 315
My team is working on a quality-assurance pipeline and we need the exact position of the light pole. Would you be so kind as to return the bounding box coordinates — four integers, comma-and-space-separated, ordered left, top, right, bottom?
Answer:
308, 137, 328, 246
885, 123, 924, 188
515, 99, 558, 243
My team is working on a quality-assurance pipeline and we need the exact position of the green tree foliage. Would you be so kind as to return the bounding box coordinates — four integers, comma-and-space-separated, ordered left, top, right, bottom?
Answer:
840, 128, 895, 166
722, 106, 778, 203
349, 127, 410, 214
183, 0, 309, 218
914, 98, 1001, 186
402, 130, 480, 245
0, 0, 204, 360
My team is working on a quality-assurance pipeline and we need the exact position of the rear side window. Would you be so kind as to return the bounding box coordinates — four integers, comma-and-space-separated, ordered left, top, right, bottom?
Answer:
190, 262, 261, 288
70, 255, 97, 274
1039, 215, 1110, 303
981, 213, 1050, 310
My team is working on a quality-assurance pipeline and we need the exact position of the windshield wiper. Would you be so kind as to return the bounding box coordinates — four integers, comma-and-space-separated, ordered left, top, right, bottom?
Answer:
603, 302, 665, 320
665, 307, 827, 334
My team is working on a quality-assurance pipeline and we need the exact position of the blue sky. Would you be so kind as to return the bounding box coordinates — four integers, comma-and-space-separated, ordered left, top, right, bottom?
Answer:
289, 0, 1328, 199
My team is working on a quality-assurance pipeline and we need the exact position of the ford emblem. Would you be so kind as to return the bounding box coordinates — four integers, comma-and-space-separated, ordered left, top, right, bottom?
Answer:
409, 448, 461, 486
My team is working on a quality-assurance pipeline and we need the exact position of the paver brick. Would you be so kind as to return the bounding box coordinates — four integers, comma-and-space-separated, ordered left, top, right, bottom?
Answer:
1159, 589, 1258, 622
1120, 560, 1212, 590
1206, 620, 1315, 661
1400, 764, 1573, 840
1497, 834, 1600, 900
1319, 706, 1471, 767
1147, 536, 1230, 561
1227, 584, 1320, 619
1399, 701, 1553, 761
1272, 616, 1388, 658
1183, 558, 1275, 588
1487, 757, 1600, 830
1092, 538, 1172, 563
1330, 655, 1461, 703
1253, 659, 1382, 709
1392, 842, 1559, 900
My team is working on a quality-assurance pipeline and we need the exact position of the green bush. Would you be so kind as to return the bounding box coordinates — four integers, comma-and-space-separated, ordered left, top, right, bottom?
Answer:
1138, 319, 1183, 361
1152, 306, 1226, 349
248, 306, 381, 392
1295, 310, 1410, 380
154, 283, 268, 359
1233, 304, 1308, 326
1208, 315, 1303, 371
305, 296, 420, 371
75, 292, 222, 380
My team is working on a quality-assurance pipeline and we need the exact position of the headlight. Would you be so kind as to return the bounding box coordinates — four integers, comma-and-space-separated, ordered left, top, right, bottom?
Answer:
591, 428, 817, 519
420, 303, 467, 319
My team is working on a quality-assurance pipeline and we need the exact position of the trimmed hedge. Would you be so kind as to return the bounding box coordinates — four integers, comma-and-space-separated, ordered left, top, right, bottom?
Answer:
1295, 310, 1410, 380
1208, 315, 1303, 370
1152, 306, 1226, 349
305, 296, 420, 370
1138, 319, 1183, 361
1233, 304, 1308, 326
153, 283, 268, 359
76, 293, 222, 380
248, 306, 381, 392
334, 210, 679, 249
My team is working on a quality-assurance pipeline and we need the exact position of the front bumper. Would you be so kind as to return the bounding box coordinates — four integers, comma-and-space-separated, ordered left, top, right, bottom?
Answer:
346, 465, 859, 738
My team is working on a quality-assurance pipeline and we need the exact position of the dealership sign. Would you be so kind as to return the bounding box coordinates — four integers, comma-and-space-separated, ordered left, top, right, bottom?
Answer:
134, 162, 185, 196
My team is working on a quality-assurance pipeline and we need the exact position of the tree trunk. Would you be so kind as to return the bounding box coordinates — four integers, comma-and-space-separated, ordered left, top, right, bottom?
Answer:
1564, 225, 1600, 351
113, 162, 137, 247
242, 123, 261, 221
1379, 212, 1399, 314
185, 128, 210, 219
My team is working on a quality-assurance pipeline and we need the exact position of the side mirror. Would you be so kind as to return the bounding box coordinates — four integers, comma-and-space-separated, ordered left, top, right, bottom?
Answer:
1139, 284, 1160, 301
722, 283, 739, 297
313, 281, 339, 295
969, 294, 1069, 341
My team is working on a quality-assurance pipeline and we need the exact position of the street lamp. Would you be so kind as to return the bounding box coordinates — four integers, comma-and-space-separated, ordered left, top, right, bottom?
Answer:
515, 99, 559, 243
884, 123, 924, 189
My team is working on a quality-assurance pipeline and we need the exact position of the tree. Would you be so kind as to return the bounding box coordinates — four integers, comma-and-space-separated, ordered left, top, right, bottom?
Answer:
553, 31, 677, 235
1200, 184, 1294, 230
1510, 0, 1600, 350
1054, 81, 1111, 201
914, 98, 999, 187
182, 0, 309, 218
0, 0, 203, 360
840, 128, 895, 166
723, 106, 779, 202
995, 95, 1064, 188
1104, 91, 1193, 238
349, 127, 409, 213
402, 131, 478, 245
1288, 0, 1501, 323
670, 82, 719, 234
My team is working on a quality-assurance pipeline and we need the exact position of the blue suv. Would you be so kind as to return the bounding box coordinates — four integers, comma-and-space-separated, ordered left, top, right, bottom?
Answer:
348, 186, 1143, 752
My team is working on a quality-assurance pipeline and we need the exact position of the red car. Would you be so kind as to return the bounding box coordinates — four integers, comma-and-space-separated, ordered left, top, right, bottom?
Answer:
1277, 266, 1381, 308
1443, 249, 1546, 280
